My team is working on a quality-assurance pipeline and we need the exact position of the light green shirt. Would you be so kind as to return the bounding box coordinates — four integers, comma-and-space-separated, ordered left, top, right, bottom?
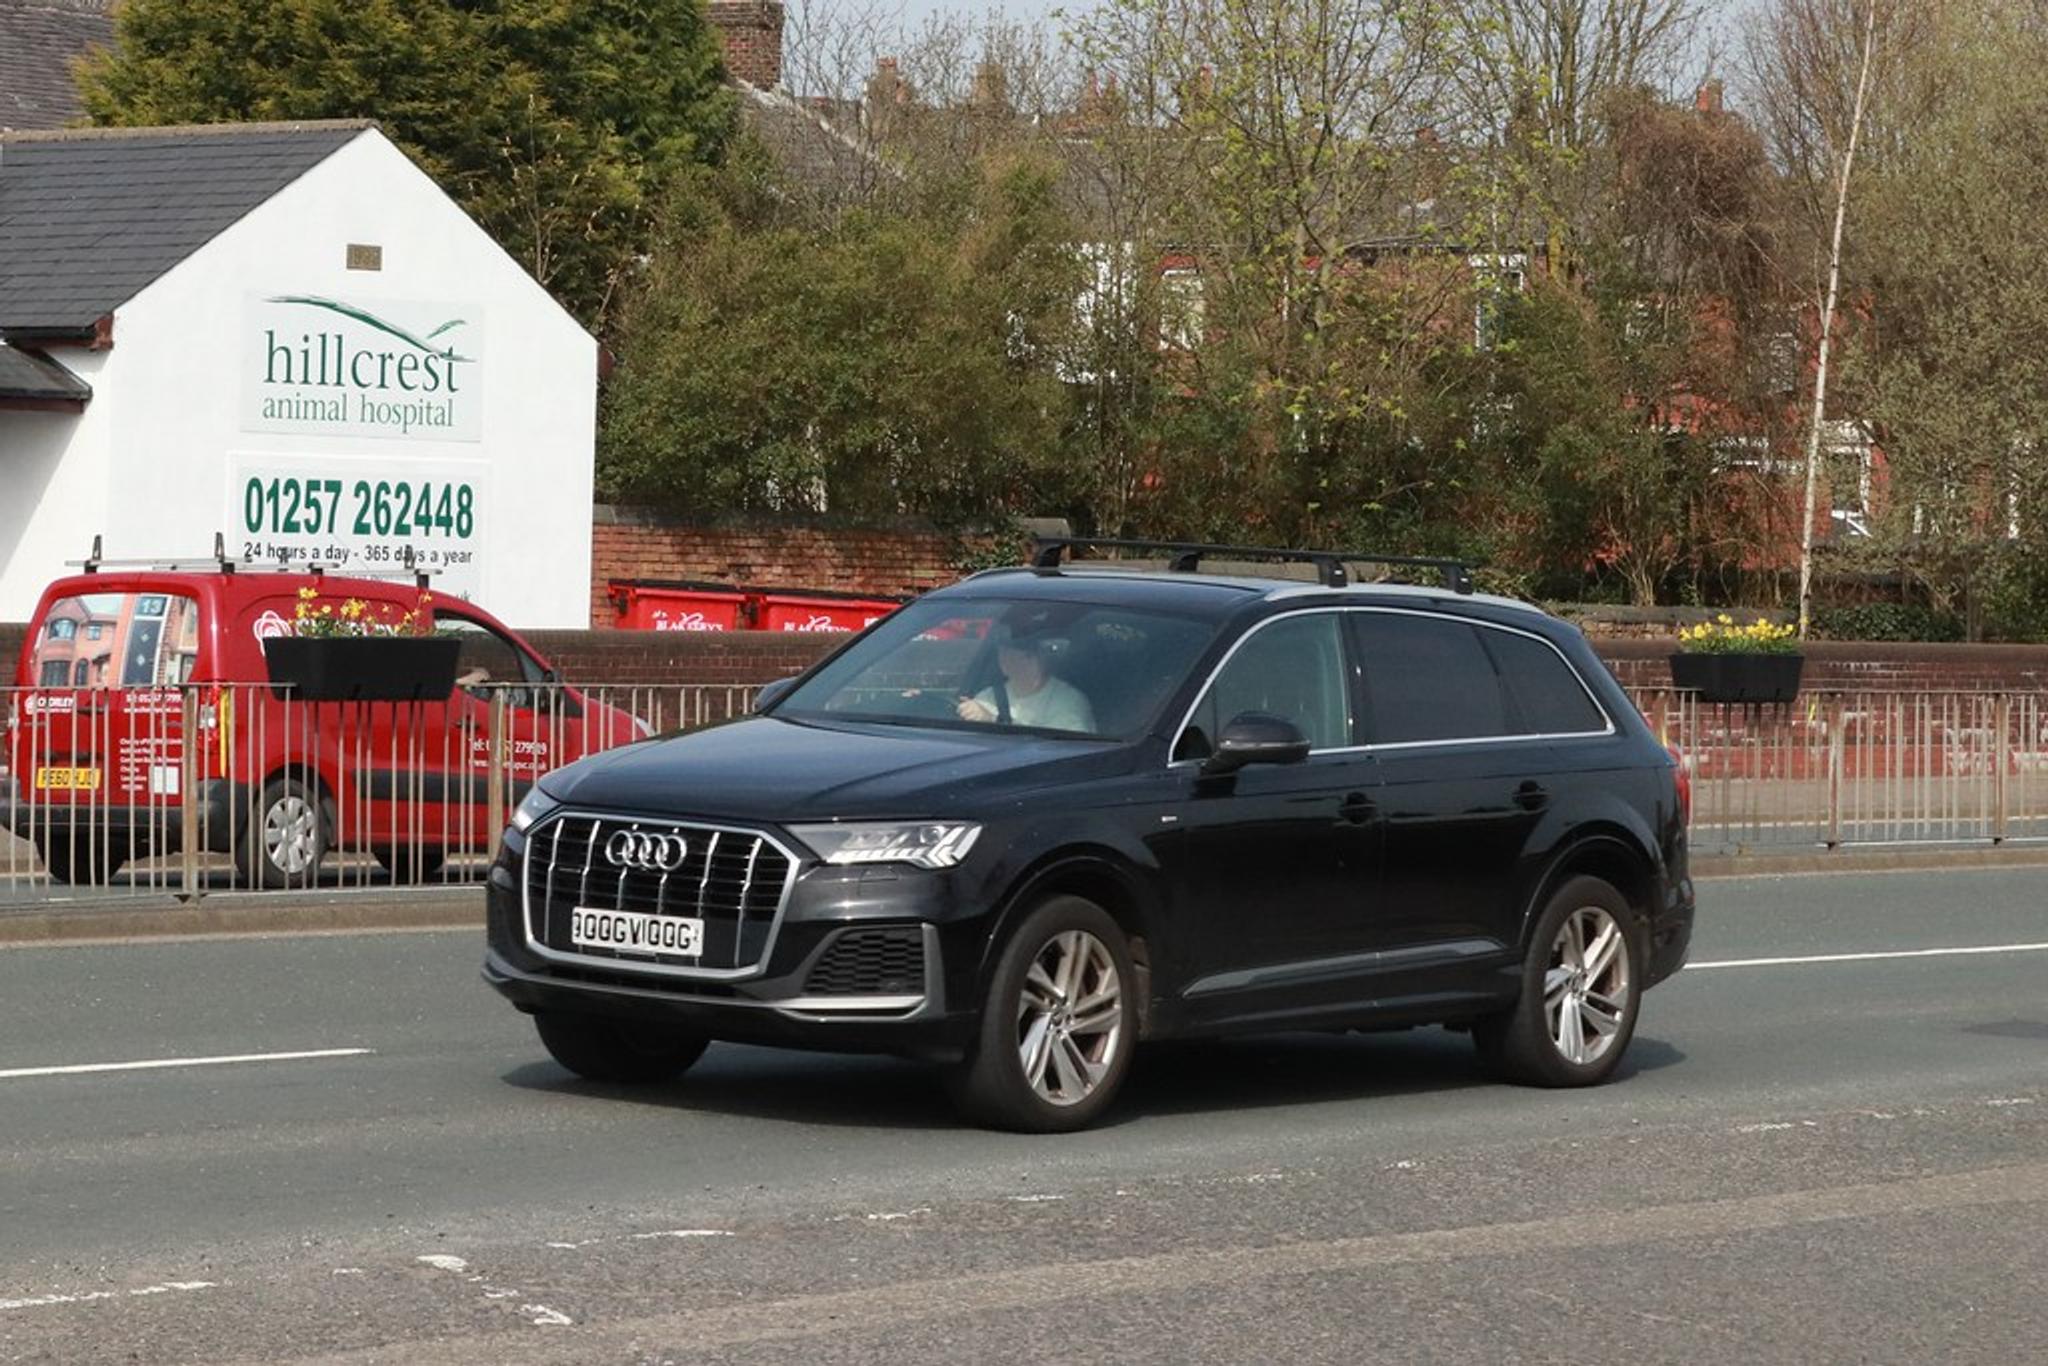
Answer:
973, 675, 1095, 733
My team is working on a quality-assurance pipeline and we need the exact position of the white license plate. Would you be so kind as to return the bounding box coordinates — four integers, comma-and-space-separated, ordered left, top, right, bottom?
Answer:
570, 908, 703, 958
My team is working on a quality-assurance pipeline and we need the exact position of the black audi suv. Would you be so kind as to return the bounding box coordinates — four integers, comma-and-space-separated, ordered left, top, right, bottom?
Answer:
484, 541, 1693, 1131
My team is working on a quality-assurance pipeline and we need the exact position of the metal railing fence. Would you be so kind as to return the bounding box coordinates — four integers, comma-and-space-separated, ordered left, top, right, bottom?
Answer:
6, 681, 2044, 898
1632, 688, 2048, 853
2, 681, 758, 899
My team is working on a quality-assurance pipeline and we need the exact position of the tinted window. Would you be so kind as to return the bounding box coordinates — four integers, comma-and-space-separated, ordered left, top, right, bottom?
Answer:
1355, 614, 1508, 744
1180, 613, 1353, 757
1484, 629, 1607, 735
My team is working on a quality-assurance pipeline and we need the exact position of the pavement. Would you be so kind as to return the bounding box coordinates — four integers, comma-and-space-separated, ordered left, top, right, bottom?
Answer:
1, 864, 2046, 1362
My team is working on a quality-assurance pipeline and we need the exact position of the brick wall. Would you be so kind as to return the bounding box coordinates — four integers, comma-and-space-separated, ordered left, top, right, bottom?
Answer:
706, 0, 784, 88
589, 507, 969, 626
1561, 605, 1796, 641
1596, 640, 2048, 693
7, 617, 2047, 694
526, 632, 2048, 694
522, 629, 834, 687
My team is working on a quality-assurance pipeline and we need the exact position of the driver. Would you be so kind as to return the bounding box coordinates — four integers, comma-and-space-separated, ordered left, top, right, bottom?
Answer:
955, 631, 1095, 733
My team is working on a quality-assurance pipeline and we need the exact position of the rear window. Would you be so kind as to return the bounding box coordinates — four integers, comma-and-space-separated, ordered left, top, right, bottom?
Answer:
31, 591, 200, 688
1483, 629, 1608, 735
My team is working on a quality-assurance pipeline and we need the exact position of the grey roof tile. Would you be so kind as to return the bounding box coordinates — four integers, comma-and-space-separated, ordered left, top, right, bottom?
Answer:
0, 121, 369, 334
0, 0, 112, 133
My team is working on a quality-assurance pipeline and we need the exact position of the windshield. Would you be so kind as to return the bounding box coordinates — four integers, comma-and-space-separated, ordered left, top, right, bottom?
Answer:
773, 595, 1220, 739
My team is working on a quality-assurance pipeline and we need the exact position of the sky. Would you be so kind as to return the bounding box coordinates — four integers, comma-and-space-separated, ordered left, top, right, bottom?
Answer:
807, 0, 1769, 87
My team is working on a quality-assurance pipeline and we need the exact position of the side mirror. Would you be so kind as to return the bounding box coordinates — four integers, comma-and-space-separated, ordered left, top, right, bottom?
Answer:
752, 676, 798, 713
1200, 713, 1311, 776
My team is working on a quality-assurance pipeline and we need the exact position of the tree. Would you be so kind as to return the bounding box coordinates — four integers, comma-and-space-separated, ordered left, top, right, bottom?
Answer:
598, 143, 1087, 526
76, 0, 735, 327
1829, 1, 2048, 635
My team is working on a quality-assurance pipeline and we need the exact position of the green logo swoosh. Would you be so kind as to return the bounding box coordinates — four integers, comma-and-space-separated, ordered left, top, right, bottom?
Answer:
267, 295, 474, 362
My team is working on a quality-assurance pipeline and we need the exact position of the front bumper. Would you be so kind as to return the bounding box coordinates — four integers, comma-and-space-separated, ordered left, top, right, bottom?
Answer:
481, 829, 982, 1059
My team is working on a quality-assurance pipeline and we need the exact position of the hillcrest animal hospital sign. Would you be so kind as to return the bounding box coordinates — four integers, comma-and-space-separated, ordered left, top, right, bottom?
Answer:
245, 294, 484, 441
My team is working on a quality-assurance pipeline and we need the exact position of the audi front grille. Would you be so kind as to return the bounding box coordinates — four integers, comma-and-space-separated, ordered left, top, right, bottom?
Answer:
522, 813, 798, 979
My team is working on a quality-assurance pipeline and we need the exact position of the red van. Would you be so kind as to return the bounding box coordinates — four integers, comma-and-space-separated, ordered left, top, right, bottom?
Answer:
3, 563, 643, 887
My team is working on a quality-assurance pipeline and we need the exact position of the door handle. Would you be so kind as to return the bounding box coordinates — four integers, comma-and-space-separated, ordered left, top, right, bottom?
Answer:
1337, 792, 1377, 824
1514, 781, 1550, 812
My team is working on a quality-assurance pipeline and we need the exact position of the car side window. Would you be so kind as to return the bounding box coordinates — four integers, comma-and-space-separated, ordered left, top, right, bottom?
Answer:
1482, 629, 1608, 735
1177, 613, 1353, 760
436, 613, 542, 705
1354, 613, 1508, 744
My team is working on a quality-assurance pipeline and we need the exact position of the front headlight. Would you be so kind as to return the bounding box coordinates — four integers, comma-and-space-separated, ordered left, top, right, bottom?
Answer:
511, 783, 564, 833
790, 821, 981, 870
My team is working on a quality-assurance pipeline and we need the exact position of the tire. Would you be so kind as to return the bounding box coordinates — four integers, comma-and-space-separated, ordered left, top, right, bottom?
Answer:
371, 843, 447, 883
534, 1011, 709, 1084
1476, 875, 1644, 1087
39, 837, 124, 886
239, 777, 328, 889
946, 895, 1139, 1133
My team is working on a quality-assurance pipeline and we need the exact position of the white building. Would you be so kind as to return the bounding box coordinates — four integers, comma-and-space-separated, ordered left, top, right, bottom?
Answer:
0, 120, 597, 626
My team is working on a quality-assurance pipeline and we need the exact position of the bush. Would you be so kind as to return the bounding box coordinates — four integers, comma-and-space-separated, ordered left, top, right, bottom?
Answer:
1814, 602, 1965, 643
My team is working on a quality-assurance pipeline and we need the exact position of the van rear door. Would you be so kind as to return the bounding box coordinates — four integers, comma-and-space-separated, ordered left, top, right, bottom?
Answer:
9, 585, 202, 880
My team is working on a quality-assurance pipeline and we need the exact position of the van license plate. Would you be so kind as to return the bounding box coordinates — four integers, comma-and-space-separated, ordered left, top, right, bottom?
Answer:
570, 908, 703, 958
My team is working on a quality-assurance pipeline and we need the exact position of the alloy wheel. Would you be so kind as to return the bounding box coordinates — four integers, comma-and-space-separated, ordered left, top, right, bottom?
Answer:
1543, 905, 1633, 1066
1015, 929, 1123, 1107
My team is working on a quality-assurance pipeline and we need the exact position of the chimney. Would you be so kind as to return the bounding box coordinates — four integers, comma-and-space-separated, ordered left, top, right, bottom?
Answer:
707, 0, 785, 90
1695, 79, 1724, 115
868, 56, 908, 107
970, 59, 1009, 115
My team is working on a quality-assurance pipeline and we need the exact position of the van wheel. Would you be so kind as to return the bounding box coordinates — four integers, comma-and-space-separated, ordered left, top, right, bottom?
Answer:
39, 838, 123, 886
1476, 875, 1643, 1087
371, 844, 447, 883
240, 777, 328, 889
534, 1012, 708, 1084
946, 896, 1138, 1133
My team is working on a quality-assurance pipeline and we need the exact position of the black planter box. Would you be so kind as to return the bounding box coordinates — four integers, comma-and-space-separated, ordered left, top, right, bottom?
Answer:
1668, 652, 1804, 704
263, 636, 461, 702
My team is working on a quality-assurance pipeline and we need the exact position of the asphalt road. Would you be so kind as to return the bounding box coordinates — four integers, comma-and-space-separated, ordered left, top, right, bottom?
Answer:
2, 868, 2045, 1364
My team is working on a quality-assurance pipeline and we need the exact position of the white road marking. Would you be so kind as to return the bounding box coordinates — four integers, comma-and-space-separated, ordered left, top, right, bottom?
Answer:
0, 1048, 371, 1081
523, 1304, 574, 1326
630, 1229, 734, 1240
415, 1256, 470, 1274
1690, 942, 2048, 970
0, 1280, 215, 1313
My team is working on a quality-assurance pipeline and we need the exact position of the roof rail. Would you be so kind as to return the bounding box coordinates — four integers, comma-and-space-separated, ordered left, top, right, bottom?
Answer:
1027, 536, 1475, 594
70, 533, 437, 589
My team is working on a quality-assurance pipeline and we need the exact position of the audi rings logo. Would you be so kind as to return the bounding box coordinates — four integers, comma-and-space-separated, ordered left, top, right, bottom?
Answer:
604, 829, 691, 872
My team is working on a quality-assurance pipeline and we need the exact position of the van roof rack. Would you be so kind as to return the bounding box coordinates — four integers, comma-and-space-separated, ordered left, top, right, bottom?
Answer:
70, 533, 438, 589
1027, 536, 1475, 594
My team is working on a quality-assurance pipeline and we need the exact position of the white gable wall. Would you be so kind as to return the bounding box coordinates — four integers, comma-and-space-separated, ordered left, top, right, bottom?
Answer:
0, 349, 113, 610
1, 128, 597, 627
